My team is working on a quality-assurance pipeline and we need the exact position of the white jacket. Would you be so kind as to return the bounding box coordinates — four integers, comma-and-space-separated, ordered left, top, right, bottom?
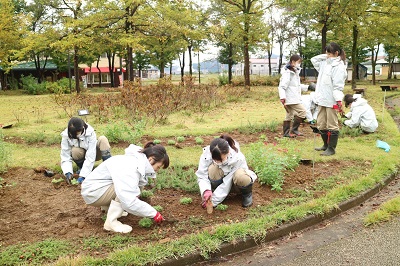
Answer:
196, 142, 257, 207
81, 144, 157, 218
311, 54, 347, 107
278, 66, 309, 105
344, 98, 378, 133
60, 123, 97, 178
301, 92, 318, 121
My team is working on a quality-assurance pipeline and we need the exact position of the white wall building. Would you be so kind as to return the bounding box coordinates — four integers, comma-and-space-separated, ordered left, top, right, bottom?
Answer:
233, 58, 281, 76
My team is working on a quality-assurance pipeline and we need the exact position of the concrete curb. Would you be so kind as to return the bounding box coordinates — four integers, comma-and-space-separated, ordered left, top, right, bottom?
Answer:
158, 171, 398, 266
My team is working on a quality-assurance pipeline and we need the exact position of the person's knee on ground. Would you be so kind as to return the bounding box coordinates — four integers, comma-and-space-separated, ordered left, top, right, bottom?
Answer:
233, 169, 253, 207
97, 136, 112, 161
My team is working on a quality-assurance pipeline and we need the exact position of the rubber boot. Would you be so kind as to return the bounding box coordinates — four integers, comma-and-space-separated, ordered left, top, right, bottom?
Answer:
291, 116, 304, 136
101, 205, 128, 217
321, 131, 339, 156
103, 200, 132, 233
240, 184, 253, 208
283, 121, 295, 138
101, 149, 112, 161
315, 130, 328, 151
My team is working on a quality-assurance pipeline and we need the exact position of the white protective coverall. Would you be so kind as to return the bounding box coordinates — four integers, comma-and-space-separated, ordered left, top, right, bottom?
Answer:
81, 144, 157, 218
301, 92, 318, 122
344, 97, 378, 133
60, 123, 97, 178
196, 142, 257, 207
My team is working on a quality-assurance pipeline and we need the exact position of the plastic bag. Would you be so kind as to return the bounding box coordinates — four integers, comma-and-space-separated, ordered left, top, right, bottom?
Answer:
376, 140, 390, 152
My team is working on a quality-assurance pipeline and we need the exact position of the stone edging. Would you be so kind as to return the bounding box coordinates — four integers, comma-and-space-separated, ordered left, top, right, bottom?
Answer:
158, 171, 398, 266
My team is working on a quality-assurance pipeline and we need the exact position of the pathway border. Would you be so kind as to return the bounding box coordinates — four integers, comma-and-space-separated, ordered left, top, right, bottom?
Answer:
158, 171, 398, 266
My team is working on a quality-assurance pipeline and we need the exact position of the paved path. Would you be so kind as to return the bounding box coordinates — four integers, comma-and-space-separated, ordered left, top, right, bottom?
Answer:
196, 176, 400, 266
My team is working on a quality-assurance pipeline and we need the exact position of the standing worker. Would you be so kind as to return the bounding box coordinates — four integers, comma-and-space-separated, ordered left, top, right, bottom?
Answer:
81, 142, 169, 233
311, 42, 347, 156
196, 134, 257, 208
278, 54, 313, 137
60, 117, 112, 184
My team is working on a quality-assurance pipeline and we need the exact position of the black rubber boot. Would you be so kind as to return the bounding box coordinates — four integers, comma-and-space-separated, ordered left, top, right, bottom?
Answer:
240, 184, 253, 208
321, 131, 339, 156
315, 130, 328, 151
291, 116, 305, 136
283, 121, 295, 138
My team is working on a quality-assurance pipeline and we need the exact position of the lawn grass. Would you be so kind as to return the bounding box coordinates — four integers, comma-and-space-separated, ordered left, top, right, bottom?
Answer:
1, 77, 400, 265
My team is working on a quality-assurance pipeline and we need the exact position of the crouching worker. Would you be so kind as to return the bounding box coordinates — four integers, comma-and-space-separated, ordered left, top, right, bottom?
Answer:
343, 94, 378, 133
61, 117, 112, 184
81, 142, 169, 233
196, 134, 257, 209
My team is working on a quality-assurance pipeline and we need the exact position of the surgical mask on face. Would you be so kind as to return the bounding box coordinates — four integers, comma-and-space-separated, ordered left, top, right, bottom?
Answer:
295, 63, 301, 68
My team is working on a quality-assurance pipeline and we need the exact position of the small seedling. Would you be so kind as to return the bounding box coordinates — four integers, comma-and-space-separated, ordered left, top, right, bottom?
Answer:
139, 217, 153, 228
167, 139, 176, 145
140, 190, 154, 198
180, 197, 193, 205
51, 177, 64, 183
176, 136, 185, 143
153, 139, 161, 144
153, 205, 164, 212
215, 204, 228, 211
195, 137, 204, 145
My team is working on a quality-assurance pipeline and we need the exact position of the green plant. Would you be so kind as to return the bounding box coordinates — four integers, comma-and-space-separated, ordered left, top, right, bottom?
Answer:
0, 131, 11, 173
153, 205, 164, 212
140, 190, 154, 198
215, 204, 228, 211
138, 217, 153, 228
51, 177, 64, 183
180, 197, 193, 205
176, 136, 185, 143
167, 139, 176, 145
104, 120, 145, 144
195, 137, 204, 145
153, 139, 161, 144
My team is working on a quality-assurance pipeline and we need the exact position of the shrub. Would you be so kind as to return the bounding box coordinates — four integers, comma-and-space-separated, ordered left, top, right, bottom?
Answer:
21, 75, 47, 95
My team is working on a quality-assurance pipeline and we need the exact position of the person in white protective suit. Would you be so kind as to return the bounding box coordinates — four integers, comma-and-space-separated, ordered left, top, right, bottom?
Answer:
196, 134, 257, 208
81, 142, 170, 233
343, 94, 378, 133
278, 54, 315, 137
60, 117, 112, 184
301, 91, 318, 124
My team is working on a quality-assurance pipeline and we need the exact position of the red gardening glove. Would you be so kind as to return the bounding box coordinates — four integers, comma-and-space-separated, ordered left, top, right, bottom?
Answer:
336, 101, 344, 115
280, 99, 286, 105
153, 212, 164, 224
201, 190, 212, 208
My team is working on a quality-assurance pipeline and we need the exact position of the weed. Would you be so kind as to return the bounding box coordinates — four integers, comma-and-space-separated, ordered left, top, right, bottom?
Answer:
167, 139, 176, 145
0, 131, 11, 173
364, 196, 400, 226
25, 131, 46, 144
138, 217, 153, 228
215, 204, 228, 211
155, 166, 198, 192
339, 126, 363, 137
180, 197, 193, 205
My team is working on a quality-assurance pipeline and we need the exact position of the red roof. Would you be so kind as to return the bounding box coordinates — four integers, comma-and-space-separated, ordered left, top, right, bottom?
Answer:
83, 67, 125, 73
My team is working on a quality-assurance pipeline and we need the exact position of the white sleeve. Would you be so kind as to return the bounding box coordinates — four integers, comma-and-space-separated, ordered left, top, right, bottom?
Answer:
311, 54, 327, 72
80, 131, 98, 178
196, 149, 212, 196
60, 135, 73, 175
278, 72, 290, 99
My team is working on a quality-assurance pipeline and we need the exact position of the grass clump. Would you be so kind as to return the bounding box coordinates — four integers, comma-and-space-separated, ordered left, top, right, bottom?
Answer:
215, 204, 228, 211
195, 137, 204, 145
176, 136, 185, 143
364, 196, 400, 226
153, 205, 164, 212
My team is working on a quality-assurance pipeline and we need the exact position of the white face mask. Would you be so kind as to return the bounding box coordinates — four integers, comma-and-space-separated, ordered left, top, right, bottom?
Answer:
295, 63, 301, 68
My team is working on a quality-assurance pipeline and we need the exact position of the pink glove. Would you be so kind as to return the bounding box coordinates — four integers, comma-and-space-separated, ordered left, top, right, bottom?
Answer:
280, 99, 286, 105
153, 212, 164, 224
201, 190, 212, 208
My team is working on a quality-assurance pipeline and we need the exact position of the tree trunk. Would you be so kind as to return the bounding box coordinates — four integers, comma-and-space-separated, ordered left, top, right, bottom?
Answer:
188, 45, 193, 76
127, 46, 134, 81
321, 24, 327, 53
351, 24, 358, 89
96, 58, 102, 88
180, 52, 185, 84
74, 46, 80, 93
